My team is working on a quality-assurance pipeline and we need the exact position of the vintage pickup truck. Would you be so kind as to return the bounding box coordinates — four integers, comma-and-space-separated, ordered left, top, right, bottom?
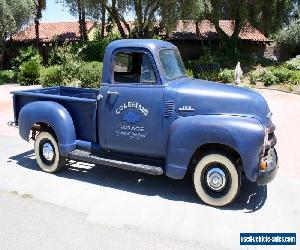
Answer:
9, 39, 278, 207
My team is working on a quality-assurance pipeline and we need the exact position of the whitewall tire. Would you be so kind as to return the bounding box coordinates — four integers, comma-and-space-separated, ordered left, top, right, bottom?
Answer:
193, 153, 241, 207
34, 131, 66, 173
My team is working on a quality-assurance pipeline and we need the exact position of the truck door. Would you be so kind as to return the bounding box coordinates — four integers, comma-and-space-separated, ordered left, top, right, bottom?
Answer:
100, 49, 165, 158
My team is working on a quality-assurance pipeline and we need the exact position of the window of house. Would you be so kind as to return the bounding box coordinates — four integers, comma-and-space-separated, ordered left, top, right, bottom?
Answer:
113, 52, 156, 84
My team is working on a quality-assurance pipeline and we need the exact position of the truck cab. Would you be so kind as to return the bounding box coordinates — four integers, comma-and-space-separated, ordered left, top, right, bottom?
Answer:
10, 39, 278, 207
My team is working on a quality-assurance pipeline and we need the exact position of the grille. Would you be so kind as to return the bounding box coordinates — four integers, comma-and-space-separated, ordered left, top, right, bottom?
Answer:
163, 100, 175, 118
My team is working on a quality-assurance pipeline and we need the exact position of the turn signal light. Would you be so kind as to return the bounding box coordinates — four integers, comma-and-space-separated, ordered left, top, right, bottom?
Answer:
260, 161, 267, 171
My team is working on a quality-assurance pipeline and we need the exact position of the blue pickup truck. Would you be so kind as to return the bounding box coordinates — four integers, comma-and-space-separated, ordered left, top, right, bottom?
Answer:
9, 39, 278, 207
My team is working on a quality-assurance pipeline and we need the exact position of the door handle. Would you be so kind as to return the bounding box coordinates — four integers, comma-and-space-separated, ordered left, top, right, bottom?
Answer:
107, 91, 119, 95
96, 94, 103, 101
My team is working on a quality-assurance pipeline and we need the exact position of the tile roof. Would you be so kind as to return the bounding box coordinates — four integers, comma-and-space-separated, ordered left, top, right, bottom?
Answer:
169, 20, 271, 42
12, 21, 95, 43
12, 19, 270, 43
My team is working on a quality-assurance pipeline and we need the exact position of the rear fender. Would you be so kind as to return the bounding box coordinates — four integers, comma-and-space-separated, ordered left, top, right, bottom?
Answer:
165, 115, 265, 181
18, 101, 76, 155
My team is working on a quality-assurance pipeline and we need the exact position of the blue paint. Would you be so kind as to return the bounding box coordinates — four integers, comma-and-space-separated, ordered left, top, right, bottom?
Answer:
122, 111, 142, 124
12, 39, 277, 184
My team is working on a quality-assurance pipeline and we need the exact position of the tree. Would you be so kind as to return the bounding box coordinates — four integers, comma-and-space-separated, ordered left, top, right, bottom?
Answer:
183, 0, 292, 53
0, 0, 35, 68
59, 0, 88, 40
253, 0, 292, 36
105, 0, 130, 38
33, 0, 46, 47
85, 0, 107, 38
104, 0, 161, 38
276, 17, 300, 55
130, 0, 160, 38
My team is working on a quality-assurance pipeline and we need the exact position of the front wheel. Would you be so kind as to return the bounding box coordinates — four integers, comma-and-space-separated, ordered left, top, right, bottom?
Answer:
34, 131, 66, 173
193, 153, 241, 207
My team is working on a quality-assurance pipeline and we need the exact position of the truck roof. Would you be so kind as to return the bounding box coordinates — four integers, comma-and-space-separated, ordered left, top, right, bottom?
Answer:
102, 39, 178, 84
106, 39, 176, 53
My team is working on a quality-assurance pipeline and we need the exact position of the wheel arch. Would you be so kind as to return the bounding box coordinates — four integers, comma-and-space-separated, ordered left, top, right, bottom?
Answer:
165, 114, 265, 181
18, 101, 77, 156
187, 143, 243, 175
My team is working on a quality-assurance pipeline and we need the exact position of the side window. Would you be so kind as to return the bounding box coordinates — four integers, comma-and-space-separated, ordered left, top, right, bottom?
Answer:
113, 52, 156, 84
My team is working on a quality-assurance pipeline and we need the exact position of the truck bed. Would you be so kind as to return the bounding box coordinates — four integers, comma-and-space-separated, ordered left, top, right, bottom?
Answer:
12, 86, 99, 142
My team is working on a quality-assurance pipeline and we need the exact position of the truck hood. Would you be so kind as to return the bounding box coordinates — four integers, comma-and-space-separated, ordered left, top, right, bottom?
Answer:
172, 78, 270, 124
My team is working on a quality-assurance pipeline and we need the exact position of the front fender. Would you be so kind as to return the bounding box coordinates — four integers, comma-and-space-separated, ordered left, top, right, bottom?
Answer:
18, 101, 76, 155
165, 115, 265, 181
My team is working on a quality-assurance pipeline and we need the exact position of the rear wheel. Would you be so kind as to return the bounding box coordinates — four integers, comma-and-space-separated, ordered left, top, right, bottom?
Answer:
34, 131, 66, 173
193, 153, 241, 207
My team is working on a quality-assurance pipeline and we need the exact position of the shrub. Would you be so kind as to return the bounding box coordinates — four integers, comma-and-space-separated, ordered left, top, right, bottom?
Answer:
218, 69, 235, 83
186, 69, 194, 78
77, 61, 103, 88
285, 57, 300, 70
198, 70, 220, 81
261, 70, 280, 86
249, 71, 261, 85
197, 49, 216, 64
270, 67, 294, 83
40, 66, 63, 87
48, 42, 83, 84
0, 70, 17, 84
290, 71, 300, 85
12, 45, 41, 70
78, 40, 111, 62
78, 41, 103, 62
18, 59, 41, 85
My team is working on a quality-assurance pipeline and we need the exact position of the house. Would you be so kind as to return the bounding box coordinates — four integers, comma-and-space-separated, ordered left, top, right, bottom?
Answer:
9, 20, 273, 63
12, 21, 96, 44
3, 21, 96, 67
167, 20, 273, 60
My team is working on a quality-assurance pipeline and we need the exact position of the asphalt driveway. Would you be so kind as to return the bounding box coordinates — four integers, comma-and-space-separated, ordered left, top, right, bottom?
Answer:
0, 84, 299, 249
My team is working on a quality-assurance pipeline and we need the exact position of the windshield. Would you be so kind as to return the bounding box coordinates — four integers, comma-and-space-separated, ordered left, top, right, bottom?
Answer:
159, 49, 186, 80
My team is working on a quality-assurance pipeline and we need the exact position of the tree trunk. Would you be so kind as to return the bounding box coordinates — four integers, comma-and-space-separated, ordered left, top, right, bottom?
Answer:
78, 0, 83, 40
77, 0, 87, 41
210, 19, 229, 52
0, 37, 5, 69
81, 5, 87, 41
34, 18, 40, 47
195, 21, 200, 38
134, 0, 143, 37
106, 1, 127, 38
229, 18, 245, 51
118, 15, 131, 36
34, 0, 43, 48
101, 0, 106, 37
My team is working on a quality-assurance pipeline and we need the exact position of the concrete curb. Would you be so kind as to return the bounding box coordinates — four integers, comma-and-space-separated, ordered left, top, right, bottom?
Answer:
254, 86, 300, 96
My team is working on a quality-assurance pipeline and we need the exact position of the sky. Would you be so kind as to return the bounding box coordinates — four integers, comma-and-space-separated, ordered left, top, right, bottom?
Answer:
41, 1, 77, 22
41, 1, 135, 23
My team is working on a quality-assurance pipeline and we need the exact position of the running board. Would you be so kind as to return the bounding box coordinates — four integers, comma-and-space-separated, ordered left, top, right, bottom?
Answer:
68, 149, 163, 175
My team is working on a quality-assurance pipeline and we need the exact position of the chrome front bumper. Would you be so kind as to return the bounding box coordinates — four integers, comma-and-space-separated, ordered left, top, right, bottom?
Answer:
257, 148, 279, 185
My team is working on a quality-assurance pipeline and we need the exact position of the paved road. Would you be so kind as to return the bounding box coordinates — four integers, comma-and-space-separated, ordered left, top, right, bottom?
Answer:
0, 85, 299, 249
0, 190, 207, 250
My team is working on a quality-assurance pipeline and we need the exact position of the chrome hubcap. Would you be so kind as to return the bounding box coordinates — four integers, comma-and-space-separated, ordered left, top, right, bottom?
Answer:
42, 143, 54, 161
206, 167, 226, 191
